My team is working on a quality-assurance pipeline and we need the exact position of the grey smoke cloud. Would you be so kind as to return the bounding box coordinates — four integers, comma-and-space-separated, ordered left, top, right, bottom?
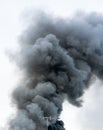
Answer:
8, 12, 103, 130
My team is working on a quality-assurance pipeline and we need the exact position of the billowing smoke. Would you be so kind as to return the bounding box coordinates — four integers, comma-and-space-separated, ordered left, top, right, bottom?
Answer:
8, 12, 103, 130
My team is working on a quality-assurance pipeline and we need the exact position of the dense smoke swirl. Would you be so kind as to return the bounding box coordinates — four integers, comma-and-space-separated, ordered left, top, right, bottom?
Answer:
8, 12, 103, 130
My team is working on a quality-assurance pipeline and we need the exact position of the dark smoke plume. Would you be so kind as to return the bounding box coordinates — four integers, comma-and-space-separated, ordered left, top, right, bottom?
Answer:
8, 12, 103, 130
48, 120, 65, 130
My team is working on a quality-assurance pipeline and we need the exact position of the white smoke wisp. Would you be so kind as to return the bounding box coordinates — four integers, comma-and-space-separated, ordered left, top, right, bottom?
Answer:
8, 12, 103, 130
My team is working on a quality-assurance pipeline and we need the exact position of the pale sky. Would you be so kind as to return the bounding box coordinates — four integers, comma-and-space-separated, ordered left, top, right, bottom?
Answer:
0, 0, 103, 130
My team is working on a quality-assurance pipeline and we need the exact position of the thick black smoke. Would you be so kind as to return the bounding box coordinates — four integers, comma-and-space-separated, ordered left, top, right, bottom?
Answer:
48, 120, 65, 130
8, 12, 103, 130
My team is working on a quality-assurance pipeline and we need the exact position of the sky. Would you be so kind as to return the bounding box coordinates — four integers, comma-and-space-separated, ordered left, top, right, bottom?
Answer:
0, 0, 103, 130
